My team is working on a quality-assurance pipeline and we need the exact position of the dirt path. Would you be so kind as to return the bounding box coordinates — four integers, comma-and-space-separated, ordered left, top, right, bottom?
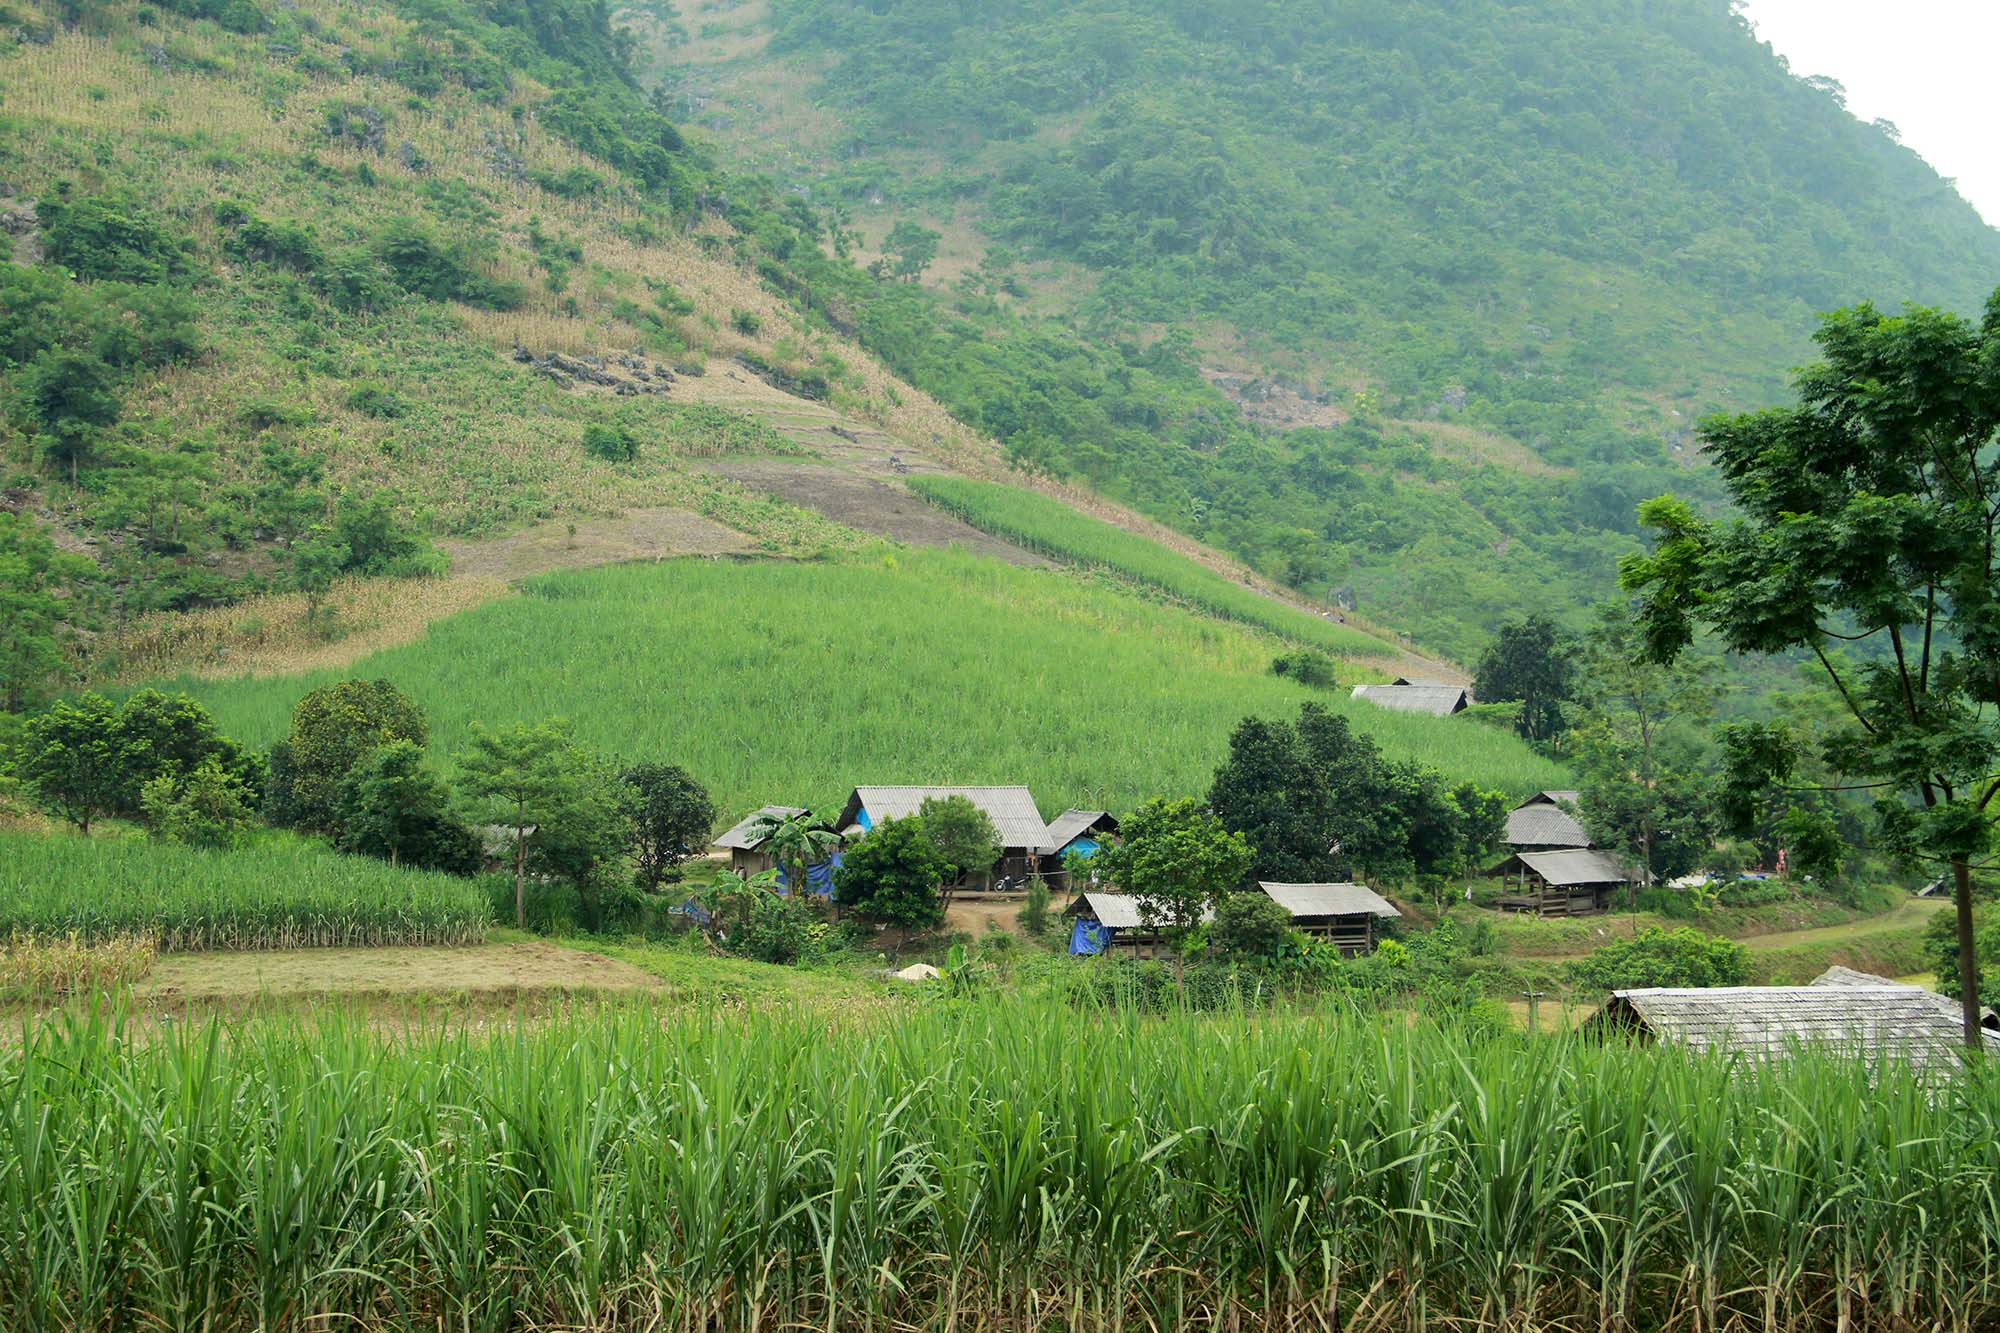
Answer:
1736, 897, 1947, 951
709, 460, 1051, 567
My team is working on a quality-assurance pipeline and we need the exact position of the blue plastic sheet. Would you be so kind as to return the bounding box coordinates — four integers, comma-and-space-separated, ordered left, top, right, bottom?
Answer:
776, 852, 841, 898
1069, 918, 1112, 955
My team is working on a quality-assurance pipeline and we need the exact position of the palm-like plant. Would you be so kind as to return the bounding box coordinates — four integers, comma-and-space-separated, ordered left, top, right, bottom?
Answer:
743, 811, 841, 901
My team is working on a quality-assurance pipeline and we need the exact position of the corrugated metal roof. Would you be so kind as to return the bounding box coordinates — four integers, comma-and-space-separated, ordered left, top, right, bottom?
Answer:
1517, 848, 1632, 886
1039, 809, 1115, 855
1066, 891, 1215, 930
1811, 967, 2000, 1027
1505, 802, 1591, 849
1351, 683, 1469, 716
1602, 986, 2000, 1072
845, 786, 1049, 849
1258, 882, 1402, 919
712, 805, 807, 851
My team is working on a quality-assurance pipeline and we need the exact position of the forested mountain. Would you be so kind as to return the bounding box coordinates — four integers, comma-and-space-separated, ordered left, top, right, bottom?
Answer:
627, 0, 2000, 654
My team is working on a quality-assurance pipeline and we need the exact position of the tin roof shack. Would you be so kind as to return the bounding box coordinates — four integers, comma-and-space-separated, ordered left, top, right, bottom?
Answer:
1065, 891, 1214, 959
837, 786, 1050, 891
1811, 966, 2000, 1029
1503, 791, 1590, 854
1495, 848, 1634, 917
712, 805, 809, 875
1350, 678, 1470, 717
1038, 809, 1119, 889
1588, 986, 2000, 1075
1258, 882, 1402, 956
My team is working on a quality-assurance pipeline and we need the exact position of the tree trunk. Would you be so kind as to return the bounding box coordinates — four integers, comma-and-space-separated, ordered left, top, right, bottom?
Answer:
1954, 859, 1983, 1052
514, 818, 528, 931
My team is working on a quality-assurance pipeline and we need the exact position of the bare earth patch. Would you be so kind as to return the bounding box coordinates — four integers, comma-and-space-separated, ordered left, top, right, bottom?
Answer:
137, 941, 661, 1003
710, 460, 1052, 568
441, 506, 754, 580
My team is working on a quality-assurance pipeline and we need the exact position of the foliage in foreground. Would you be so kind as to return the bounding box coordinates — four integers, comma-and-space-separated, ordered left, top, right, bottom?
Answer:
0, 830, 487, 951
1, 1004, 1995, 1330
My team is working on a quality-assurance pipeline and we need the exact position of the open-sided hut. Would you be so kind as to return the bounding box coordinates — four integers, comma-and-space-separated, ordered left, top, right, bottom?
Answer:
1257, 882, 1401, 955
837, 786, 1049, 891
1503, 791, 1590, 854
1494, 848, 1632, 916
1065, 891, 1213, 958
711, 805, 808, 875
1588, 985, 2000, 1074
1350, 678, 1470, 717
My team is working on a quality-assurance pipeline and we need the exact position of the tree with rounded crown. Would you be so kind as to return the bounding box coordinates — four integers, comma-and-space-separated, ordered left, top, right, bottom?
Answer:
1622, 289, 2000, 1048
1087, 797, 1253, 989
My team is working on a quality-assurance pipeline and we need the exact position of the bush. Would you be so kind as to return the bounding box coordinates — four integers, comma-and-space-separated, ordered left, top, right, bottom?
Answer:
1272, 650, 1339, 689
371, 219, 524, 310
37, 193, 188, 284
1211, 889, 1294, 958
140, 756, 257, 850
582, 422, 638, 462
834, 816, 947, 928
345, 384, 410, 419
1567, 926, 1749, 991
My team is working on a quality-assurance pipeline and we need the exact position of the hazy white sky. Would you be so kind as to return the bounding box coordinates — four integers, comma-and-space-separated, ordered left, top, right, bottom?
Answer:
1739, 0, 1999, 225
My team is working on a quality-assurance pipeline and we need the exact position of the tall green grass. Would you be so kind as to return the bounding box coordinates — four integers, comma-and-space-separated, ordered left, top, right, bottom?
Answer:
0, 832, 488, 951
172, 550, 1567, 815
2, 1003, 1994, 1330
911, 476, 1393, 657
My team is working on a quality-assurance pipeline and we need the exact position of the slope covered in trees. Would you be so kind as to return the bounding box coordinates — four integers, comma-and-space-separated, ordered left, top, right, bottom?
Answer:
630, 0, 2000, 653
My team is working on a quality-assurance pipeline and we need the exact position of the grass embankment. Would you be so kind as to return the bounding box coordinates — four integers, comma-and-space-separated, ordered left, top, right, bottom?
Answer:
5, 1004, 1995, 1330
0, 830, 488, 951
910, 476, 1395, 659
171, 549, 1569, 814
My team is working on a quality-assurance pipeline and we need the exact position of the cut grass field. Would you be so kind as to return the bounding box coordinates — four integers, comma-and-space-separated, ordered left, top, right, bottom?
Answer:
910, 476, 1397, 660
0, 830, 489, 951
167, 549, 1570, 817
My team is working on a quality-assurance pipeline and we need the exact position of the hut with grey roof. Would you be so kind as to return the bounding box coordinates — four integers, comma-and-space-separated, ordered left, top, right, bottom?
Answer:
1588, 985, 2000, 1074
1502, 791, 1591, 854
1810, 966, 2000, 1029
711, 805, 809, 874
1064, 891, 1214, 958
836, 786, 1050, 891
1494, 847, 1633, 917
1257, 882, 1402, 956
1350, 678, 1470, 717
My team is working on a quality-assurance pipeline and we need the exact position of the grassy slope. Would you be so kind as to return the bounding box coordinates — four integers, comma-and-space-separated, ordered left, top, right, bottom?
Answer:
167, 549, 1568, 816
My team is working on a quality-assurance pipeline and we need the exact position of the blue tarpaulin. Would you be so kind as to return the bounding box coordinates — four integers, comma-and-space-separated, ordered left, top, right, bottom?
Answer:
776, 852, 842, 898
1069, 918, 1112, 956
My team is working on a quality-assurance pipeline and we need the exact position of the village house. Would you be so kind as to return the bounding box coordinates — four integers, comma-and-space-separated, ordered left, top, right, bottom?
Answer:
1501, 790, 1591, 855
1587, 983, 2000, 1074
1257, 882, 1402, 956
711, 805, 809, 875
1350, 677, 1471, 717
1493, 847, 1634, 916
836, 785, 1051, 891
1065, 891, 1212, 958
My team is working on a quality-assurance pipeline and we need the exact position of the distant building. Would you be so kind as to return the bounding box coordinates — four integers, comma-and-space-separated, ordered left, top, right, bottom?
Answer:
1588, 984, 2000, 1074
1351, 677, 1470, 717
1811, 966, 2000, 1029
1494, 848, 1634, 916
1065, 891, 1213, 958
711, 805, 808, 875
1257, 882, 1401, 955
1502, 790, 1591, 854
836, 786, 1049, 890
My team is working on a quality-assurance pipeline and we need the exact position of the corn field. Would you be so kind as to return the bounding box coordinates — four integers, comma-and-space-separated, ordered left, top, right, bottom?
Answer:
176, 551, 1570, 815
1, 1003, 1995, 1331
0, 832, 488, 951
909, 476, 1393, 659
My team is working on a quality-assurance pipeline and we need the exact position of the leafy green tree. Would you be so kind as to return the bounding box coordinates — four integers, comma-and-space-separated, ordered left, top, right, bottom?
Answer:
1622, 291, 2000, 1045
271, 678, 426, 832
1474, 615, 1575, 744
17, 694, 123, 833
881, 221, 941, 282
622, 762, 715, 891
528, 750, 636, 930
582, 422, 639, 462
1446, 782, 1511, 885
37, 192, 187, 284
0, 512, 97, 712
1568, 926, 1749, 990
834, 815, 948, 928
916, 793, 1001, 887
140, 756, 256, 850
109, 688, 258, 818
1210, 889, 1293, 959
1018, 874, 1052, 935
1925, 904, 1998, 1014
288, 531, 349, 632
333, 739, 479, 873
21, 349, 121, 482
457, 716, 581, 930
1089, 796, 1253, 986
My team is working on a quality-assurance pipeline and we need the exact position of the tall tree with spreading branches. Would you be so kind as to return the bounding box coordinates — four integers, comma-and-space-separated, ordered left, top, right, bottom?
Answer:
1622, 289, 2000, 1048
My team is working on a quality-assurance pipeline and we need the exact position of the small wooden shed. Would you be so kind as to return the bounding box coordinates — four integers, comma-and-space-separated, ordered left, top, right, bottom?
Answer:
1587, 985, 2000, 1074
711, 805, 808, 875
1065, 891, 1213, 959
1501, 791, 1590, 854
1495, 848, 1633, 917
1257, 882, 1402, 956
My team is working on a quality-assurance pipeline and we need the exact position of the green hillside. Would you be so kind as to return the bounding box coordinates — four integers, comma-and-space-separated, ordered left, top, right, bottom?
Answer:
629, 0, 2000, 653
168, 550, 1567, 814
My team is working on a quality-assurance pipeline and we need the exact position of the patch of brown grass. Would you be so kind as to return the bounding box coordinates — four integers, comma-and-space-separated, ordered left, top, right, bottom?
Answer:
2, 930, 159, 1000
